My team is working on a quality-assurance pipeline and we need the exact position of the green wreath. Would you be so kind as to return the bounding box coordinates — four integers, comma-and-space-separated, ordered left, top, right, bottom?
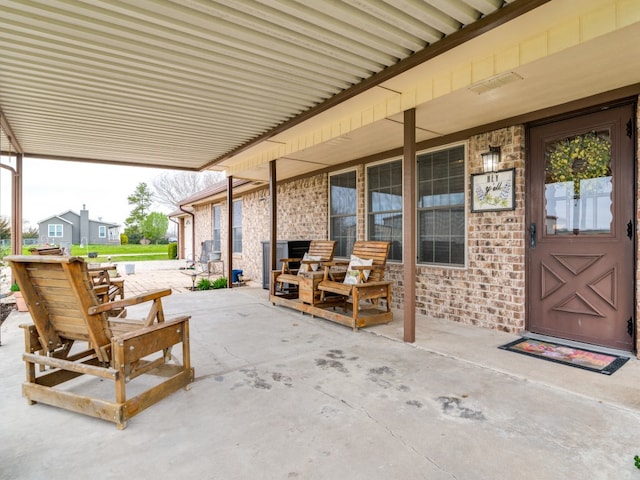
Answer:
546, 132, 611, 198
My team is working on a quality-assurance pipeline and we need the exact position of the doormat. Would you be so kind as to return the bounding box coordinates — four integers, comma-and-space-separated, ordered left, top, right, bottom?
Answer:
499, 338, 629, 375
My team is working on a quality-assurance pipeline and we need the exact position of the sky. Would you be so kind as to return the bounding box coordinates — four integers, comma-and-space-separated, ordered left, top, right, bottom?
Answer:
0, 157, 177, 231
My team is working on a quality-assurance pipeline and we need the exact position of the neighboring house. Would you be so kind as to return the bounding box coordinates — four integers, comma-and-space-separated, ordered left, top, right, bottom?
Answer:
37, 205, 120, 246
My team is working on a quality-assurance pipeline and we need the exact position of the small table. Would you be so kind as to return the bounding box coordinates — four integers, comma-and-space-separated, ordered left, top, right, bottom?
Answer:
298, 271, 324, 305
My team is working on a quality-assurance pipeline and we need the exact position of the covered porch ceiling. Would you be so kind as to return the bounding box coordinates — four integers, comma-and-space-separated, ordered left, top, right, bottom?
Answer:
1, 0, 639, 183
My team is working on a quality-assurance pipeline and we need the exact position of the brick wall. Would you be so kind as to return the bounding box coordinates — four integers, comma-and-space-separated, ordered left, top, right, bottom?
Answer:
277, 174, 328, 239
189, 128, 527, 334
190, 174, 329, 284
397, 127, 526, 333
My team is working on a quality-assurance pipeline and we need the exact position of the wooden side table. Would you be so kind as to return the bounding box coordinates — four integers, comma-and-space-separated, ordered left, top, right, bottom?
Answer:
298, 271, 324, 305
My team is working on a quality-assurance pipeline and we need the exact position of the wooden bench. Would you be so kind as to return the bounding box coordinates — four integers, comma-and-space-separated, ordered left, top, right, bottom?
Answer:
5, 255, 194, 429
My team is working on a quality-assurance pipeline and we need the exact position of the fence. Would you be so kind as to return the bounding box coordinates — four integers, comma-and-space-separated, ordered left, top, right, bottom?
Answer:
0, 238, 39, 248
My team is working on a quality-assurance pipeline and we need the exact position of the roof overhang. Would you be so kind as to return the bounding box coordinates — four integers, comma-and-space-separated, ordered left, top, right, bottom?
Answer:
2, 0, 638, 183
0, 0, 537, 170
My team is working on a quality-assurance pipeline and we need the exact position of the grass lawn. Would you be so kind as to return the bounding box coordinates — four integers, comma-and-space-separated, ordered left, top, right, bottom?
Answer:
21, 244, 174, 263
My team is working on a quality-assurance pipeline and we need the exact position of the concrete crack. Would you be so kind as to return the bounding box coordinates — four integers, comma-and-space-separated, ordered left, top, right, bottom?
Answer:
361, 407, 457, 479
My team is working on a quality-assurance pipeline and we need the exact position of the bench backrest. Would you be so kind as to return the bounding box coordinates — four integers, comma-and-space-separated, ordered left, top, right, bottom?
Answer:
5, 255, 111, 359
308, 240, 337, 262
351, 241, 391, 283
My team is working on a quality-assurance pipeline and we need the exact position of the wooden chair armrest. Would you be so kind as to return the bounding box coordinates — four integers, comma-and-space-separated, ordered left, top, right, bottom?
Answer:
88, 288, 172, 315
93, 284, 110, 295
352, 280, 392, 288
279, 257, 302, 263
349, 264, 385, 271
113, 316, 190, 342
300, 260, 324, 270
323, 260, 349, 267
279, 257, 304, 275
112, 316, 190, 363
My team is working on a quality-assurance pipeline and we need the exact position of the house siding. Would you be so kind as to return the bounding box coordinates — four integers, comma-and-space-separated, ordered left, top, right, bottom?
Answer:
38, 222, 72, 245
37, 210, 119, 246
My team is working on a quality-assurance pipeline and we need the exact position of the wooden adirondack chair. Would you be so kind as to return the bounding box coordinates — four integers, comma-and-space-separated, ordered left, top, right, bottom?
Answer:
271, 240, 336, 298
5, 255, 194, 430
316, 240, 393, 330
88, 264, 126, 316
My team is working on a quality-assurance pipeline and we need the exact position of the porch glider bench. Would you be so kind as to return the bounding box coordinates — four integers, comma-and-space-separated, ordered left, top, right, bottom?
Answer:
315, 240, 393, 331
5, 255, 194, 430
271, 240, 393, 331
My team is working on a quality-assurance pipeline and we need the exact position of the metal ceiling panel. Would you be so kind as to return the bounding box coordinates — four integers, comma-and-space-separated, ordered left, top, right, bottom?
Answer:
0, 0, 510, 169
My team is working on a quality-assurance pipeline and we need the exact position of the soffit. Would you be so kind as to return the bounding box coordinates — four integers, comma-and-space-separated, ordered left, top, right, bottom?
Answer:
219, 0, 640, 182
0, 0, 514, 169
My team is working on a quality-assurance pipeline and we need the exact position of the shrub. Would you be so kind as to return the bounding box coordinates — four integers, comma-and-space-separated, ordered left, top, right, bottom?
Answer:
120, 233, 129, 245
196, 278, 212, 290
168, 242, 178, 259
212, 277, 228, 289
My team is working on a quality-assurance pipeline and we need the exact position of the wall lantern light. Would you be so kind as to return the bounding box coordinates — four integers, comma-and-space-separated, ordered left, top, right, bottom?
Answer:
481, 146, 501, 173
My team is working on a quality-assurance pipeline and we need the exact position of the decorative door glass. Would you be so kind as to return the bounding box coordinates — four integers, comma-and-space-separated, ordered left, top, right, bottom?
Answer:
544, 129, 612, 236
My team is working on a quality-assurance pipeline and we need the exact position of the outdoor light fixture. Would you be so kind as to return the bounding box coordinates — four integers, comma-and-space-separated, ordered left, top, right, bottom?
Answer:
481, 146, 501, 173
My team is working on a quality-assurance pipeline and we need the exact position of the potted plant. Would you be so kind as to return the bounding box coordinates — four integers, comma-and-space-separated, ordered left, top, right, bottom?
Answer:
11, 283, 28, 312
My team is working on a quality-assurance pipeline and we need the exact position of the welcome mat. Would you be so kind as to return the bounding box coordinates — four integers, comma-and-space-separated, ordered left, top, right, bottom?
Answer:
499, 338, 629, 375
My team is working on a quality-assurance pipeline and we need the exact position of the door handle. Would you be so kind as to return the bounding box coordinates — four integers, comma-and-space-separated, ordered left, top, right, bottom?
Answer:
628, 220, 633, 240
530, 223, 537, 249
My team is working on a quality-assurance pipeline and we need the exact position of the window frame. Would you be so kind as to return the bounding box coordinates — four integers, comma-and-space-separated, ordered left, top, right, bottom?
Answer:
212, 204, 222, 253
98, 225, 106, 238
365, 158, 403, 263
328, 168, 358, 258
416, 142, 468, 268
48, 224, 63, 238
232, 199, 242, 254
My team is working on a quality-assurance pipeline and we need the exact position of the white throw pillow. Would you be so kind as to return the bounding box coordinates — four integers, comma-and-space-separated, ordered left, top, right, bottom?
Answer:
343, 255, 373, 285
298, 253, 322, 275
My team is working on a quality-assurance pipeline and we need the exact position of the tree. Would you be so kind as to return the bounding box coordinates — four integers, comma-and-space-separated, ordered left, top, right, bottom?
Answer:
22, 224, 39, 239
140, 212, 169, 244
0, 216, 10, 239
124, 182, 153, 243
152, 171, 223, 209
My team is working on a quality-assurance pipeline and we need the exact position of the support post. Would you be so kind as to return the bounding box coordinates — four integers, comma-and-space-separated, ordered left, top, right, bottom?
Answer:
402, 109, 416, 343
269, 160, 277, 273
12, 153, 22, 255
226, 176, 233, 288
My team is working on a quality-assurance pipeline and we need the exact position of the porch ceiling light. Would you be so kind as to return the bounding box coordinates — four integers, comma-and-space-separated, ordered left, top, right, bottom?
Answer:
481, 146, 501, 173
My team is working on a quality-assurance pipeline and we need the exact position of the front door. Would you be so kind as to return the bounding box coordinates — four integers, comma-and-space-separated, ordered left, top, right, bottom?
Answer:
528, 104, 635, 351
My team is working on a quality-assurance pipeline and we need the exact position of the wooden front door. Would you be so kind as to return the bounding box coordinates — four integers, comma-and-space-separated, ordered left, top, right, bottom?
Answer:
527, 104, 635, 351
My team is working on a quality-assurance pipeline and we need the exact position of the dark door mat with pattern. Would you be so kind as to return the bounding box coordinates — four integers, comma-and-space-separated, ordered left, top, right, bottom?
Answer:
499, 337, 629, 375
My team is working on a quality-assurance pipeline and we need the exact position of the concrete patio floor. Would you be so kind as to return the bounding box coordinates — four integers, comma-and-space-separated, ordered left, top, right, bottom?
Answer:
1, 261, 639, 479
